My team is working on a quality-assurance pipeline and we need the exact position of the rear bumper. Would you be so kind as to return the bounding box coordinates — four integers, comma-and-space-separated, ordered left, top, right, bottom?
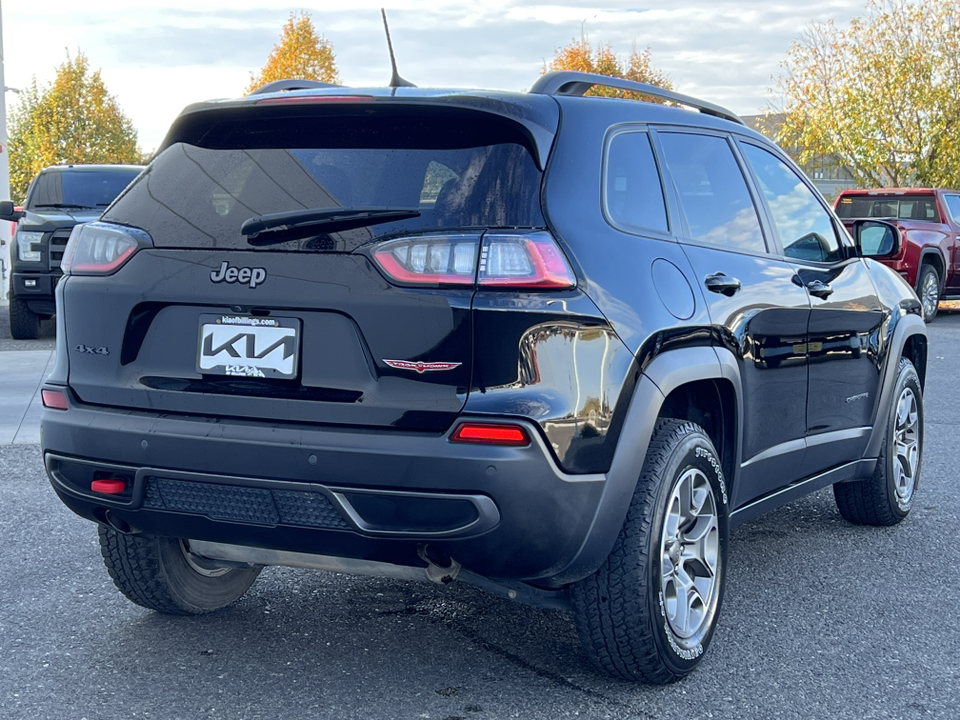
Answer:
41, 389, 608, 585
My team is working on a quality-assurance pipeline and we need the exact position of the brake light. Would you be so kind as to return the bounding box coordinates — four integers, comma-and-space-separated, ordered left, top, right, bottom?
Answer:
256, 96, 374, 106
370, 231, 575, 289
61, 222, 152, 276
451, 423, 530, 446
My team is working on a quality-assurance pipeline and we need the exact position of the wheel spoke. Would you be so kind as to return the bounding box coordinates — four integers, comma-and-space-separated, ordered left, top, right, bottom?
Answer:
671, 565, 693, 632
677, 473, 695, 527
682, 522, 719, 575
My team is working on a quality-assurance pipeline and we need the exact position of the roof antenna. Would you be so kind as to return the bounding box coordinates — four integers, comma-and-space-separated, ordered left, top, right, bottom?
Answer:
382, 9, 415, 88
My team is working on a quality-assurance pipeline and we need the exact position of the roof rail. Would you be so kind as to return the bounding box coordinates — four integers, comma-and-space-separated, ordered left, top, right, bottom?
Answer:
529, 71, 744, 126
249, 79, 342, 96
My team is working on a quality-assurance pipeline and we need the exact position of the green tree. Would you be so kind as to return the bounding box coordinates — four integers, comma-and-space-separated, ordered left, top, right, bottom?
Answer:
772, 0, 960, 188
8, 52, 140, 203
246, 11, 340, 94
543, 36, 673, 100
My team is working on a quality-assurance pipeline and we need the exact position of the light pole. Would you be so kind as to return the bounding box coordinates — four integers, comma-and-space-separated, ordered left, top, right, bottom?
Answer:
0, 0, 10, 301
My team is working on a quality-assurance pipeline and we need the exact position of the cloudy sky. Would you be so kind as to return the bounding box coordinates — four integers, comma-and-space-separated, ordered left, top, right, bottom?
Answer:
1, 1, 868, 152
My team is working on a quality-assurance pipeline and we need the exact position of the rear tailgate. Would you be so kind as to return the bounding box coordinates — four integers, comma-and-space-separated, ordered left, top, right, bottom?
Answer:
63, 249, 472, 430
62, 97, 556, 432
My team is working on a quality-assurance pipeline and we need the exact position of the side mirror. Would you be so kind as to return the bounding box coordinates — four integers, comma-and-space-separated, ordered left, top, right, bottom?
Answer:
0, 200, 24, 222
853, 219, 901, 259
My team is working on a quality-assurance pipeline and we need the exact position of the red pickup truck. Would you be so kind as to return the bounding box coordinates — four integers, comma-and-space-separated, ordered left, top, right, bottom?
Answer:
835, 188, 960, 321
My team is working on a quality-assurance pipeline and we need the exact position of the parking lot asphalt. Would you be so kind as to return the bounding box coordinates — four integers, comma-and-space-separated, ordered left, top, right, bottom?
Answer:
2, 308, 960, 719
0, 298, 57, 444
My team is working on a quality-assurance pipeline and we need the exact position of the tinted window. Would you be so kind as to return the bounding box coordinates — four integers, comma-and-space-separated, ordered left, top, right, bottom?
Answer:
836, 194, 940, 222
657, 133, 766, 253
942, 195, 960, 223
741, 143, 842, 263
604, 132, 668, 234
27, 168, 141, 211
105, 113, 544, 252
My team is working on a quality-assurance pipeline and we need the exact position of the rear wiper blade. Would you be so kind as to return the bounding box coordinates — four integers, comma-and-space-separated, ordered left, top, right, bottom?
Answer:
242, 207, 421, 246
32, 203, 95, 210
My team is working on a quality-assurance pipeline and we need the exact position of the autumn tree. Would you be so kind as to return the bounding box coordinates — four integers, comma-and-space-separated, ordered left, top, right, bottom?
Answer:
246, 11, 340, 94
8, 53, 140, 203
543, 37, 673, 101
772, 0, 960, 188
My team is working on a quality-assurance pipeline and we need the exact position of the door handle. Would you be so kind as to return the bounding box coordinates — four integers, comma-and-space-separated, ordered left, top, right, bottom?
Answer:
806, 280, 834, 299
704, 272, 741, 296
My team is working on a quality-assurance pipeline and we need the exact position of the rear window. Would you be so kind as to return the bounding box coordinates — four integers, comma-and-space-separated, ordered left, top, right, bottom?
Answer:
104, 110, 545, 252
27, 168, 141, 211
836, 195, 941, 222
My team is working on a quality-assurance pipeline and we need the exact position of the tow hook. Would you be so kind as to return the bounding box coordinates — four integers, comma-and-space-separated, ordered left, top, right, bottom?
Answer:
418, 546, 461, 584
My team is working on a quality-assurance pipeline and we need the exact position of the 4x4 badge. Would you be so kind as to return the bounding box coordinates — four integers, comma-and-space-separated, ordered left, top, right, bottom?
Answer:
384, 359, 462, 373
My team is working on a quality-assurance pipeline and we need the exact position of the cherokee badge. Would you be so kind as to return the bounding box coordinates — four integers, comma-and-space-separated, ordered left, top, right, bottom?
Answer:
383, 359, 462, 373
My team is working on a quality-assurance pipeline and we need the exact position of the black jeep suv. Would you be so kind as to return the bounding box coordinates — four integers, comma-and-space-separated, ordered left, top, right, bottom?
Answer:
1, 164, 144, 338
41, 72, 927, 682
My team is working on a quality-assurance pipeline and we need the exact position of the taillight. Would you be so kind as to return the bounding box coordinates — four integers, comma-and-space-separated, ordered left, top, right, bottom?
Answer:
370, 231, 575, 289
60, 222, 153, 276
373, 234, 479, 285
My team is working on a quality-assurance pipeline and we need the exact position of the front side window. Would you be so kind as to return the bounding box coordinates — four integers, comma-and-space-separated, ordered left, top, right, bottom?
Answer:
603, 131, 668, 234
657, 132, 766, 253
741, 143, 842, 263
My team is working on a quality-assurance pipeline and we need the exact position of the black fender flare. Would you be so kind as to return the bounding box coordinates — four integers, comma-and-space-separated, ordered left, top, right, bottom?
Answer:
917, 248, 946, 293
549, 345, 743, 585
863, 312, 926, 460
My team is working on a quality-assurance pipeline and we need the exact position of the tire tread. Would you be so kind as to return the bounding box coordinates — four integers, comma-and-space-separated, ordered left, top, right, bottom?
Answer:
571, 418, 713, 683
9, 297, 40, 340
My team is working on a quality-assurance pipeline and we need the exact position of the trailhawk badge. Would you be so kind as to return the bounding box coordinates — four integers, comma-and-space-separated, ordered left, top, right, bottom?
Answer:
383, 359, 462, 373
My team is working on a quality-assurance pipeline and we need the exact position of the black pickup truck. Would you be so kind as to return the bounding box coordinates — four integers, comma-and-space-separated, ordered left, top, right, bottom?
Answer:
1, 164, 143, 338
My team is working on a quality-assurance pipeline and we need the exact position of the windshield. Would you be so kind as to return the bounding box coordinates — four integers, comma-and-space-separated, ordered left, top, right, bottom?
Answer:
27, 168, 142, 211
836, 195, 941, 222
103, 111, 545, 252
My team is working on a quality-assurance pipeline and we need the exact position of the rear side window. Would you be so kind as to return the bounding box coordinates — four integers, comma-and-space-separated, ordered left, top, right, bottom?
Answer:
603, 131, 668, 234
740, 143, 842, 264
836, 194, 940, 222
657, 132, 766, 253
940, 194, 960, 223
104, 110, 544, 252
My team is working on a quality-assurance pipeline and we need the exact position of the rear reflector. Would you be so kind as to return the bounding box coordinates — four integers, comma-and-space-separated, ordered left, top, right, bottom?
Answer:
91, 479, 127, 495
41, 389, 68, 410
451, 423, 530, 446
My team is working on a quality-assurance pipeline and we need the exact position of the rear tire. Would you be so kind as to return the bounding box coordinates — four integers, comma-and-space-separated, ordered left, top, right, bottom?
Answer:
9, 297, 40, 339
916, 264, 940, 323
834, 358, 922, 526
98, 526, 262, 614
571, 419, 729, 683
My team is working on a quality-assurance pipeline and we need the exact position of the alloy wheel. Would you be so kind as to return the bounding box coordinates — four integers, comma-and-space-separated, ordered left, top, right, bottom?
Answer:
893, 386, 920, 505
659, 468, 720, 643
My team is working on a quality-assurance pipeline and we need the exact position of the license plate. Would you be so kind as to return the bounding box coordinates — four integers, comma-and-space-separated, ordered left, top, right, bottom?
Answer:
197, 314, 300, 379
